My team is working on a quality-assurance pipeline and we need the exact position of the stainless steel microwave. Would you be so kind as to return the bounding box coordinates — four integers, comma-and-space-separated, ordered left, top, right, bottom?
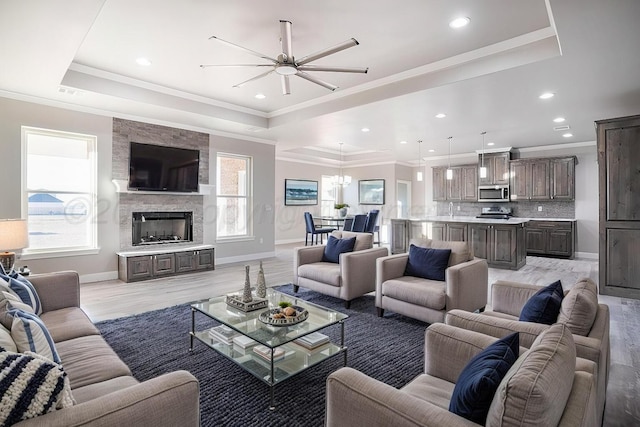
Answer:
478, 185, 510, 202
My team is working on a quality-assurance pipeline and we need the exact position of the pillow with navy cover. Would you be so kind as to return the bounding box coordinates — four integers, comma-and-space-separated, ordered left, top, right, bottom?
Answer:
449, 332, 520, 424
0, 266, 42, 315
519, 280, 564, 324
404, 244, 451, 281
322, 236, 356, 263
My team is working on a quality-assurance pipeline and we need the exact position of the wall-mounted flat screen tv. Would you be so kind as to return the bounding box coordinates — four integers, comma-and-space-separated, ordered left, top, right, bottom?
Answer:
128, 142, 200, 192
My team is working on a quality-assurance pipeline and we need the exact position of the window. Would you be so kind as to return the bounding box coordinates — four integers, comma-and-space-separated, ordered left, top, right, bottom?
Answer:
320, 175, 337, 217
22, 127, 98, 254
217, 153, 252, 239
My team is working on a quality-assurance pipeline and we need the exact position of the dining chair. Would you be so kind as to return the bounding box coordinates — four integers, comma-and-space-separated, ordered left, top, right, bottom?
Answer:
304, 212, 336, 245
342, 217, 354, 231
350, 214, 368, 232
364, 209, 381, 246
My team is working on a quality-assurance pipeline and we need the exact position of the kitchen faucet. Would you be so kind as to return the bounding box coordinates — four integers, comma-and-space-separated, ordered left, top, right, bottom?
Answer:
448, 201, 454, 217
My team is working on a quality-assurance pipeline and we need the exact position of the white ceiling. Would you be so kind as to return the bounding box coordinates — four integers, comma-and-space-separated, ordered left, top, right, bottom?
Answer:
2, 0, 640, 167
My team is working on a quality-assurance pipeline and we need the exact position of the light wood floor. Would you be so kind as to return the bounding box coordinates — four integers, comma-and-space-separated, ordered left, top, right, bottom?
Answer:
80, 243, 637, 426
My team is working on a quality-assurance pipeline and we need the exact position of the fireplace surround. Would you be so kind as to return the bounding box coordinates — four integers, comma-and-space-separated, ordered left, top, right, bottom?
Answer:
132, 211, 193, 246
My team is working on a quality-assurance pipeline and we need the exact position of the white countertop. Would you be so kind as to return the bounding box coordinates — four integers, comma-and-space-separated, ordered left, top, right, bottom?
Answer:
117, 244, 214, 257
404, 216, 575, 224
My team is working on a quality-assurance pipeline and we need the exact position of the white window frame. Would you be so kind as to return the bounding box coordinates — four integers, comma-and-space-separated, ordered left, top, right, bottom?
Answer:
216, 152, 253, 241
320, 175, 337, 217
21, 126, 98, 258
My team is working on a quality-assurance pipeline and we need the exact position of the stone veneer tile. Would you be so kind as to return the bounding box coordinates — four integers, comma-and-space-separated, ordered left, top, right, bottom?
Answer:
113, 118, 209, 250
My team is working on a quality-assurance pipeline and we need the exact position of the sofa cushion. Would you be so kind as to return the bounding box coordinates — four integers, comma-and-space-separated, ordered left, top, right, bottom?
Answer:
71, 375, 139, 404
402, 374, 456, 410
449, 332, 520, 424
55, 335, 132, 389
519, 280, 564, 325
409, 238, 472, 267
9, 308, 61, 364
0, 350, 74, 426
381, 277, 446, 310
298, 263, 341, 287
331, 230, 373, 251
322, 236, 356, 263
0, 269, 42, 315
40, 307, 101, 343
404, 244, 451, 281
557, 278, 599, 336
486, 323, 576, 427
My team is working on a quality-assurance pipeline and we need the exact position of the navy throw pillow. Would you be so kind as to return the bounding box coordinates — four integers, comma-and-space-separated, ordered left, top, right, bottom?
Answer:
449, 332, 520, 424
404, 244, 451, 281
519, 280, 564, 324
322, 236, 356, 263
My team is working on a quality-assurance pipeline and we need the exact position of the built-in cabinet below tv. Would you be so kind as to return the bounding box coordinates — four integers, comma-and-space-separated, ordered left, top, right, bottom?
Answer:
117, 245, 215, 282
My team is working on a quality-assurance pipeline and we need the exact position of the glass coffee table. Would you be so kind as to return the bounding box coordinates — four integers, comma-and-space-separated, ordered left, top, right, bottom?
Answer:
189, 288, 348, 409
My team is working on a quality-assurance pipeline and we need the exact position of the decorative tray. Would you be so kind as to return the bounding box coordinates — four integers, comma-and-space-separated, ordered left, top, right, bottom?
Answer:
225, 295, 268, 312
259, 306, 309, 327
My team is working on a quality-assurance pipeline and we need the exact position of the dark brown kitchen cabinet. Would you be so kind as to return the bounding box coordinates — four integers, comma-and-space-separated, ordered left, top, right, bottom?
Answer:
470, 223, 526, 270
510, 157, 575, 201
446, 223, 468, 241
431, 223, 446, 241
526, 221, 575, 258
153, 253, 176, 276
432, 164, 477, 201
597, 114, 640, 299
478, 152, 511, 186
391, 219, 409, 254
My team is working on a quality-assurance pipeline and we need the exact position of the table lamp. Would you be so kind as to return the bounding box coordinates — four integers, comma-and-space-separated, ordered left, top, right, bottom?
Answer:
0, 219, 28, 272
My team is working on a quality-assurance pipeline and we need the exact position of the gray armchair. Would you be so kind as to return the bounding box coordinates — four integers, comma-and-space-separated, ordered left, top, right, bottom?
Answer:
294, 231, 389, 308
376, 238, 488, 324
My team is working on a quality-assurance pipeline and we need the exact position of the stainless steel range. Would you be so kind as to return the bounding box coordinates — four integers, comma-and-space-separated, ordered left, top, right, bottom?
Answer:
476, 206, 513, 220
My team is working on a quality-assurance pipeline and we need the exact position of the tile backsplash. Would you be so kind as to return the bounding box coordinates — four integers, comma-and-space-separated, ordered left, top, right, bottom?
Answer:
436, 200, 574, 218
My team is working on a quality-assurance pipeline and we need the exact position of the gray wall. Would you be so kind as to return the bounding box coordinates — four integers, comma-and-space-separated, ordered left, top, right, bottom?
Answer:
0, 97, 118, 281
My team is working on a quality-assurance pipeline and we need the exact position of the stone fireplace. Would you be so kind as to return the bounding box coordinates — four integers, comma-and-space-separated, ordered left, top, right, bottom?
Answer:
132, 211, 193, 246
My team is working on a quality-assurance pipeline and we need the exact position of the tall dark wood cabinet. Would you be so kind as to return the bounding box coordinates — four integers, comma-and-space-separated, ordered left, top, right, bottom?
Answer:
597, 115, 640, 298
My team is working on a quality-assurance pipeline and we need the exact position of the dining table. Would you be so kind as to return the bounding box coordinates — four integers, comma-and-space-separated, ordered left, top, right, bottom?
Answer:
319, 216, 352, 230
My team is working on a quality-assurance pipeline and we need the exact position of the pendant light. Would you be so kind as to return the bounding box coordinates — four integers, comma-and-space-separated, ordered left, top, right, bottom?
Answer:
479, 131, 487, 178
446, 136, 453, 180
334, 142, 351, 187
417, 140, 423, 181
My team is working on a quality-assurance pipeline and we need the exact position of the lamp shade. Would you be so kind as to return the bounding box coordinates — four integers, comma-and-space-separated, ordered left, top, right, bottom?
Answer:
0, 219, 28, 250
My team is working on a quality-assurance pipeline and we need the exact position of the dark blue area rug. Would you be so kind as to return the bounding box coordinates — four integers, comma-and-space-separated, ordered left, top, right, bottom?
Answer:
96, 285, 428, 427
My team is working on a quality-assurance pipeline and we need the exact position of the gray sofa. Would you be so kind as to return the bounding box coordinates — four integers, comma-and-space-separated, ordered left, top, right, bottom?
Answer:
294, 231, 389, 308
7, 271, 200, 426
326, 323, 598, 427
445, 278, 609, 426
375, 238, 488, 324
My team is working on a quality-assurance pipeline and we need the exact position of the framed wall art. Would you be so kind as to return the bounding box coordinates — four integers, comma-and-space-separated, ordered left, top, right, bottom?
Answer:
359, 179, 385, 205
284, 179, 318, 206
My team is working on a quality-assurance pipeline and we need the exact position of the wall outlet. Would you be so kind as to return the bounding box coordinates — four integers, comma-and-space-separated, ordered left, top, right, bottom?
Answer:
457, 205, 460, 211
538, 206, 543, 212
259, 238, 263, 244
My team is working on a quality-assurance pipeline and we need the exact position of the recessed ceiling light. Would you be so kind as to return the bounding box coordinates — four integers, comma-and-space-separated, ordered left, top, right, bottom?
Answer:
136, 57, 152, 66
487, 142, 495, 146
400, 140, 407, 144
539, 92, 555, 99
428, 149, 435, 153
563, 133, 573, 138
449, 17, 470, 29
435, 113, 447, 119
255, 93, 266, 99
361, 127, 370, 132
553, 117, 565, 123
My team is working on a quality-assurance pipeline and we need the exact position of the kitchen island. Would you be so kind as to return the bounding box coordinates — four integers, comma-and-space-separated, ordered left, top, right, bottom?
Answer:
391, 217, 529, 270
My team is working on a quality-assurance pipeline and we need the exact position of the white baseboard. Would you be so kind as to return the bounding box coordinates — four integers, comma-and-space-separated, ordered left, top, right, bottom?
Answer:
216, 251, 277, 266
80, 271, 118, 284
575, 252, 598, 260
275, 238, 305, 245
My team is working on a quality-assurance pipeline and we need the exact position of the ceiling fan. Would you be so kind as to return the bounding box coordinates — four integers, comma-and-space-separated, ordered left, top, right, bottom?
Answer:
200, 20, 368, 95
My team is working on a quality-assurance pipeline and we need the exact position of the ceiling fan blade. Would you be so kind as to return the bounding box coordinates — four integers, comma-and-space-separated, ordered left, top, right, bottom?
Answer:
280, 20, 293, 62
281, 75, 291, 95
297, 65, 368, 73
297, 38, 359, 66
232, 70, 274, 88
200, 64, 274, 68
208, 35, 278, 63
295, 71, 338, 91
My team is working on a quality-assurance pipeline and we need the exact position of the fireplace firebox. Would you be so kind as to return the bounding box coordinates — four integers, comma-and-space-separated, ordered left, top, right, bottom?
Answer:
132, 211, 193, 246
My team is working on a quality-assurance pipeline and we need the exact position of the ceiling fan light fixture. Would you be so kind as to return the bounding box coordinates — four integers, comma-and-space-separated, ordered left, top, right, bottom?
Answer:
275, 64, 297, 75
